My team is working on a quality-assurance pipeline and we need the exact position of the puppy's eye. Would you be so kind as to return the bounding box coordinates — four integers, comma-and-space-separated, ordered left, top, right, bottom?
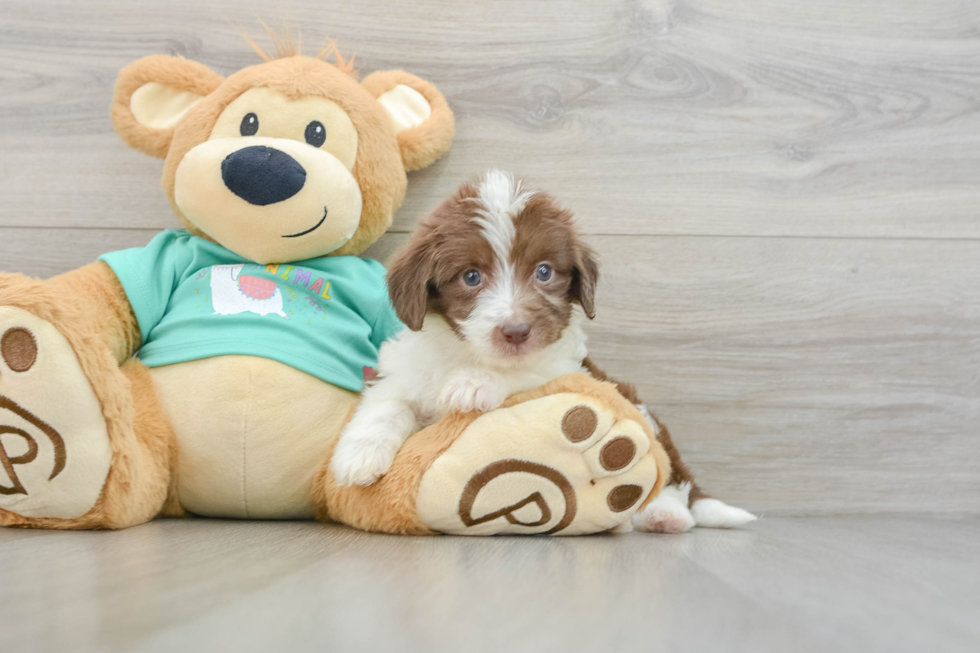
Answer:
463, 269, 482, 287
305, 121, 326, 147
240, 113, 259, 136
535, 263, 553, 282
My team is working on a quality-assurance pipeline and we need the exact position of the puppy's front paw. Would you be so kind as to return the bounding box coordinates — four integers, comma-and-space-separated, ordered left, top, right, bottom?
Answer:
330, 436, 400, 487
440, 371, 507, 413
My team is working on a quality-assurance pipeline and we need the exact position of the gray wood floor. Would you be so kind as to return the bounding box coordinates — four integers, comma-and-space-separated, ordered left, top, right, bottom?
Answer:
1, 2, 979, 651
1, 516, 977, 653
2, 0, 978, 515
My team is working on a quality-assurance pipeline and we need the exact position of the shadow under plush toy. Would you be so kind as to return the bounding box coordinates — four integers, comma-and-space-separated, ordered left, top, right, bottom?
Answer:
0, 41, 677, 535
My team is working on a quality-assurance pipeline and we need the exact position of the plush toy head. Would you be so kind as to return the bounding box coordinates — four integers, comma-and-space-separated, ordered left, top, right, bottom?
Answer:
110, 43, 454, 263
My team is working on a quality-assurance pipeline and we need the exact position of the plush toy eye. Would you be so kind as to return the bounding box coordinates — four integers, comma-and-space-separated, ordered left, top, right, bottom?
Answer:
305, 121, 326, 147
463, 269, 482, 287
240, 113, 259, 136
535, 263, 553, 282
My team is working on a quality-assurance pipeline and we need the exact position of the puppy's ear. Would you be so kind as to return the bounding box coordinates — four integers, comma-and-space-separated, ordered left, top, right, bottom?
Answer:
361, 70, 455, 172
386, 234, 436, 331
112, 55, 224, 158
571, 240, 600, 319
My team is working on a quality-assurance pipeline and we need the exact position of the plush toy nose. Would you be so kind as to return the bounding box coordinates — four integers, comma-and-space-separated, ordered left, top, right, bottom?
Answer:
501, 323, 532, 344
221, 146, 307, 206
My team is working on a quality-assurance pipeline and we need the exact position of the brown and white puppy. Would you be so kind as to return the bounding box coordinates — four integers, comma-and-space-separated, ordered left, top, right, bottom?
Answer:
330, 169, 594, 487
330, 170, 755, 533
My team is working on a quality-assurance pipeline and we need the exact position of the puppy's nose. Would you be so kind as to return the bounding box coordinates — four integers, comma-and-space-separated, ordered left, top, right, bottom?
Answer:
501, 323, 531, 344
221, 146, 306, 206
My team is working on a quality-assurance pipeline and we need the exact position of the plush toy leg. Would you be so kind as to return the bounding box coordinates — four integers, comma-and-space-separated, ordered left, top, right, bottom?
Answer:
0, 308, 176, 530
315, 373, 671, 536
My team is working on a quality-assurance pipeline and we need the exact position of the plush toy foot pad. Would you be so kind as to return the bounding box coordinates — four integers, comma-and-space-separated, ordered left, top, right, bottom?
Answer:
0, 307, 111, 519
416, 391, 662, 535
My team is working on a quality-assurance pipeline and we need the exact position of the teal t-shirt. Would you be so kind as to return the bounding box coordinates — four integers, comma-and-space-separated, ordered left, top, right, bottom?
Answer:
100, 229, 403, 392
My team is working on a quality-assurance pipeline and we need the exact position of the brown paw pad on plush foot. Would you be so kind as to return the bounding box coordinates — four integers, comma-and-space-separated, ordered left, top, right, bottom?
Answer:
415, 393, 663, 535
0, 308, 111, 520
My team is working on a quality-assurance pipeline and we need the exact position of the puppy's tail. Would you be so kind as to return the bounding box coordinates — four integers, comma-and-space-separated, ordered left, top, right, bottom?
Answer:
690, 497, 758, 528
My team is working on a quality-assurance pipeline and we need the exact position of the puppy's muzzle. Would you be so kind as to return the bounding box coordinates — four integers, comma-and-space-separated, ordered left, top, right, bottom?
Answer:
221, 146, 307, 206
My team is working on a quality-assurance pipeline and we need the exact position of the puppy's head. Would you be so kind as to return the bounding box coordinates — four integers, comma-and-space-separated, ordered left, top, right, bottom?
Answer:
387, 170, 598, 361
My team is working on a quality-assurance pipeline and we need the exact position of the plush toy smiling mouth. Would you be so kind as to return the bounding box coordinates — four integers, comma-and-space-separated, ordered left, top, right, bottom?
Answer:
282, 207, 328, 238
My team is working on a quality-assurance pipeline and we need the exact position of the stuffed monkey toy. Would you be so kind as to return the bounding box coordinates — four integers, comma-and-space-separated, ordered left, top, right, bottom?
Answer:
0, 43, 669, 535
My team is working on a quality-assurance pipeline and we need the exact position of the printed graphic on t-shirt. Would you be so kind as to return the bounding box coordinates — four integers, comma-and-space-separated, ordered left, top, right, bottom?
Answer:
203, 263, 334, 324
210, 264, 288, 318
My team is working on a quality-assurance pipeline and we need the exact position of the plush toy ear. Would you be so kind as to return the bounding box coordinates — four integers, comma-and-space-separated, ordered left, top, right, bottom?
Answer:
111, 55, 224, 159
361, 71, 455, 172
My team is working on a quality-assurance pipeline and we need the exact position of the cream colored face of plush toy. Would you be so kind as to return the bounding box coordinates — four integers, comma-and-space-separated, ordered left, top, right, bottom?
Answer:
174, 87, 363, 262
111, 54, 455, 262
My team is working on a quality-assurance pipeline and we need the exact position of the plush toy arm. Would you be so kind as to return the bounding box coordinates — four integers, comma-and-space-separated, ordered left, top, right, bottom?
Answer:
42, 262, 140, 364
317, 373, 670, 536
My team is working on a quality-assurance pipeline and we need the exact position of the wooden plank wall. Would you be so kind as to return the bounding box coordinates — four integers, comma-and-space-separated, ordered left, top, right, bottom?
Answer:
1, 0, 977, 515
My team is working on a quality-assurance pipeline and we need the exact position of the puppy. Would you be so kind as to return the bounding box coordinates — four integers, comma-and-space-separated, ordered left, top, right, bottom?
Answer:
330, 169, 595, 487
330, 170, 756, 533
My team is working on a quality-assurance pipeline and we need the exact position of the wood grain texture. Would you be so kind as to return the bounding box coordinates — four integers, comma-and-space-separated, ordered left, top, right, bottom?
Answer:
586, 235, 980, 514
1, 518, 978, 653
1, 0, 979, 237
0, 0, 978, 516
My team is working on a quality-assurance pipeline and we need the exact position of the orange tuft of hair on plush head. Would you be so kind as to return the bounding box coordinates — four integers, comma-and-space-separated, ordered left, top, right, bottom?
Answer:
317, 39, 357, 77
236, 22, 357, 77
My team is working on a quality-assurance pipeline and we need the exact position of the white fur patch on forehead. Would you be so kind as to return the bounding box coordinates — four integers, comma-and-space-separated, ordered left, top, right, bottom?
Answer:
470, 169, 535, 263
458, 170, 535, 359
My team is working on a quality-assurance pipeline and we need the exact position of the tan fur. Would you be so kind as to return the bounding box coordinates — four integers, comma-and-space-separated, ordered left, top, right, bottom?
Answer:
361, 70, 456, 171
44, 262, 141, 364
112, 54, 452, 258
109, 360, 181, 524
315, 373, 671, 534
0, 273, 174, 529
112, 55, 225, 159
162, 56, 407, 257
